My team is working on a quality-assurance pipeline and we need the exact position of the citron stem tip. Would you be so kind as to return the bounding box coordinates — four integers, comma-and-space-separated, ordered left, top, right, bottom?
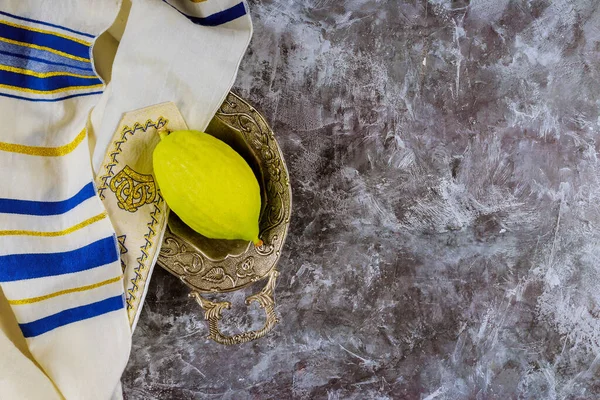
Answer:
158, 130, 169, 141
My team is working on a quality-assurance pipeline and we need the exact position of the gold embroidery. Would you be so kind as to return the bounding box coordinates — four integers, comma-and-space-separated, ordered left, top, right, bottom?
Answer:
0, 212, 106, 236
109, 165, 156, 212
0, 128, 86, 156
117, 235, 128, 254
97, 117, 168, 200
8, 275, 122, 305
126, 192, 163, 318
96, 116, 169, 324
117, 235, 128, 272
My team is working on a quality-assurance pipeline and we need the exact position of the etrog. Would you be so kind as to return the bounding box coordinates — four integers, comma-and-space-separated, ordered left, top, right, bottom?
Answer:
153, 130, 262, 245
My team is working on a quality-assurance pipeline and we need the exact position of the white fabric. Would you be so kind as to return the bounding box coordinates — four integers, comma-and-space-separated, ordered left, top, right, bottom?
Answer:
91, 0, 253, 169
90, 0, 252, 329
0, 0, 252, 398
0, 286, 62, 400
94, 102, 189, 330
0, 1, 131, 398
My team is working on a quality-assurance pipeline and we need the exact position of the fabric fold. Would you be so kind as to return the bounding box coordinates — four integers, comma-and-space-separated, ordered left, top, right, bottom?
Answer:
0, 0, 253, 397
0, 2, 130, 399
90, 0, 253, 330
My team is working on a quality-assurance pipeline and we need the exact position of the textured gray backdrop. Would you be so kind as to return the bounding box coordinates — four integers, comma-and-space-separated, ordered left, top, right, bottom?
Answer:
123, 0, 600, 399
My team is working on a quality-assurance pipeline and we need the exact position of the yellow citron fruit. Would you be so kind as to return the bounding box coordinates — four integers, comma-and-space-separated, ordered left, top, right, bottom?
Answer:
153, 130, 262, 245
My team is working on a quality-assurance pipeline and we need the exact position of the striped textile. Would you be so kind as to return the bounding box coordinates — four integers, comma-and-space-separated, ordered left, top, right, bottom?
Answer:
0, 10, 102, 102
0, 124, 131, 400
162, 0, 248, 26
0, 181, 95, 216
0, 128, 126, 337
0, 4, 130, 399
19, 295, 125, 338
0, 0, 252, 397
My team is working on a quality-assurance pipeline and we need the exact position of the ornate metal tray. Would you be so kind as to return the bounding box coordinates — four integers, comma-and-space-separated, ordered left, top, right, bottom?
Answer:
157, 92, 291, 345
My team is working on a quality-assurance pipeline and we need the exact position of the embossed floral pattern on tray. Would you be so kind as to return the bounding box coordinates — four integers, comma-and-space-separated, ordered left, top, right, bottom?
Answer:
157, 92, 291, 294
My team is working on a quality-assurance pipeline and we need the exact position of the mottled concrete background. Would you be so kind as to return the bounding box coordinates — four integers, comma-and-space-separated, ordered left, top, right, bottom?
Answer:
123, 1, 600, 398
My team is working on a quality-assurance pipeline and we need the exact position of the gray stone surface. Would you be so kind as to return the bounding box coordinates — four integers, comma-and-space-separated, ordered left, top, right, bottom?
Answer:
123, 1, 600, 398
